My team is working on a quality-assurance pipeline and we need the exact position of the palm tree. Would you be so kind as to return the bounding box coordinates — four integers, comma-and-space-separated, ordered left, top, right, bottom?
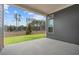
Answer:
14, 13, 21, 31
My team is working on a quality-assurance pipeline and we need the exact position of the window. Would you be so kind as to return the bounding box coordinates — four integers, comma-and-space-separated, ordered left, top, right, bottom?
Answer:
47, 14, 54, 33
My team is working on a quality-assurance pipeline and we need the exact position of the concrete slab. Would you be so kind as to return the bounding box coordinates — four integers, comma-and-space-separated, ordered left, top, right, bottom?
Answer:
0, 38, 79, 55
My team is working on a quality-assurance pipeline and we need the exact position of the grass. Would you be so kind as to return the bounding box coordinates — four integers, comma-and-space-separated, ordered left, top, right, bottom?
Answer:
4, 33, 45, 45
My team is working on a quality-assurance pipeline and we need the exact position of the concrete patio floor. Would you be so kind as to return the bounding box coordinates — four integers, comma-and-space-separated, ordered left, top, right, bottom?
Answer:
0, 38, 79, 55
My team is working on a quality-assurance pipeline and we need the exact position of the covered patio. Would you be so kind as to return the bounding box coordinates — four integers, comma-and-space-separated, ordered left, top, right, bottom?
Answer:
0, 4, 79, 55
1, 38, 79, 55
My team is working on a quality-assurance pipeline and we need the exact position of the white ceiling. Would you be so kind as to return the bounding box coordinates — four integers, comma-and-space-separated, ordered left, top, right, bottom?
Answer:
15, 4, 73, 15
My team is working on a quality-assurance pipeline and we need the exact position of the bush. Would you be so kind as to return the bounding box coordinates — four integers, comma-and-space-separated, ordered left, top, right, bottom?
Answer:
26, 23, 32, 35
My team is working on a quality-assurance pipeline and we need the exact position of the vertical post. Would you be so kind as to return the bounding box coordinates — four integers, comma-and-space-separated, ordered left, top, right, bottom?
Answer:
0, 4, 4, 52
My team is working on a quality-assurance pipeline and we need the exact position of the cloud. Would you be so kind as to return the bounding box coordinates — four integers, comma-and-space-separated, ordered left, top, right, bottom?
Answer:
4, 5, 10, 14
5, 10, 9, 14
33, 15, 46, 20
24, 10, 34, 15
26, 11, 46, 20
25, 11, 46, 20
4, 4, 9, 10
22, 16, 24, 19
28, 12, 35, 15
24, 11, 28, 13
14, 10, 17, 13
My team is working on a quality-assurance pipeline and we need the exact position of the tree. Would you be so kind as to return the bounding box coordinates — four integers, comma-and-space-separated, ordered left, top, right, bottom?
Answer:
8, 25, 16, 32
26, 23, 32, 35
31, 20, 45, 31
39, 20, 45, 30
14, 13, 21, 31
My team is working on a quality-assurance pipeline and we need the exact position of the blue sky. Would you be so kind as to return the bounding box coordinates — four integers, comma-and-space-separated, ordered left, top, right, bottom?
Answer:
4, 4, 46, 26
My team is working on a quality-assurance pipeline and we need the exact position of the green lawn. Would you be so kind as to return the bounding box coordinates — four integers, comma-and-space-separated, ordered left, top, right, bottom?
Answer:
5, 34, 45, 45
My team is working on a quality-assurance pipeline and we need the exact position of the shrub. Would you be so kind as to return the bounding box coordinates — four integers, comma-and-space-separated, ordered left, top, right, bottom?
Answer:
26, 23, 32, 35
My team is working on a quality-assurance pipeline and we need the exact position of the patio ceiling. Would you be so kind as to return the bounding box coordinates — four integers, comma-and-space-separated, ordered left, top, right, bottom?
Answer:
15, 4, 73, 15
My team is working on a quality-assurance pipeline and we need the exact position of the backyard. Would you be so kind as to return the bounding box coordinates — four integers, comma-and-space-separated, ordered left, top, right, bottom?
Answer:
5, 33, 45, 45
4, 5, 46, 45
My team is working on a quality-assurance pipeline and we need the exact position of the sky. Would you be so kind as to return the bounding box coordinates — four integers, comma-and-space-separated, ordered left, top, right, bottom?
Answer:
4, 4, 46, 26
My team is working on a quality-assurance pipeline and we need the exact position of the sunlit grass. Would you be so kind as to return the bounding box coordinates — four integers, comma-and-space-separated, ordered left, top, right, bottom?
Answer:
5, 33, 45, 45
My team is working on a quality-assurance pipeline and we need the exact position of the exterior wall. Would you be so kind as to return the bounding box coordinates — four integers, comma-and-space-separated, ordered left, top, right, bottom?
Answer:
47, 4, 79, 45
0, 4, 4, 51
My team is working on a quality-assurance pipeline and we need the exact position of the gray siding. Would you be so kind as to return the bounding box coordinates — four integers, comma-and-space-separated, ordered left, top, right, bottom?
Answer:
47, 4, 79, 45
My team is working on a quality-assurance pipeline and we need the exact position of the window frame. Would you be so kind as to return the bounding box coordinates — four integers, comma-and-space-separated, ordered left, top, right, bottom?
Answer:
47, 14, 54, 34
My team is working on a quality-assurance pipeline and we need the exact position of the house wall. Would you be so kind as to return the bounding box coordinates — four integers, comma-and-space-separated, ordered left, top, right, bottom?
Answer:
0, 4, 4, 51
47, 4, 79, 45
